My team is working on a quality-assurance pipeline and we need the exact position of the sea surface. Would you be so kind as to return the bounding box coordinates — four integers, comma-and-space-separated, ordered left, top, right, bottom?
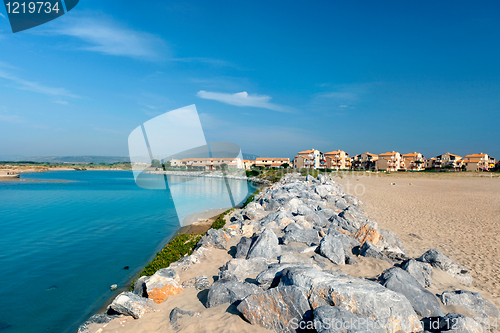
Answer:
0, 171, 256, 333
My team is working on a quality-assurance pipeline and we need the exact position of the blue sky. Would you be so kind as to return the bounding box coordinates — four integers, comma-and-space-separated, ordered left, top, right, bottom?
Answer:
0, 1, 499, 159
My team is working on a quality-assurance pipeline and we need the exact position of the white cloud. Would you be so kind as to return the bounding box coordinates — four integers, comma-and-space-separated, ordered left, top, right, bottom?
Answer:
55, 15, 167, 60
197, 90, 286, 112
54, 100, 69, 105
0, 113, 24, 124
0, 70, 79, 98
339, 105, 348, 108
0, 13, 5, 19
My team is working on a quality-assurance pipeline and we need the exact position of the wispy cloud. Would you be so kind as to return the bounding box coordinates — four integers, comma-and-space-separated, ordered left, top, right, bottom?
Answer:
0, 13, 5, 19
54, 14, 167, 60
197, 90, 287, 112
54, 100, 69, 105
171, 57, 240, 69
0, 70, 79, 98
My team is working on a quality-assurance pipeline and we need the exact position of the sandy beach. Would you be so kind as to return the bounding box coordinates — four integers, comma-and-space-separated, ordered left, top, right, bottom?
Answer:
336, 172, 500, 307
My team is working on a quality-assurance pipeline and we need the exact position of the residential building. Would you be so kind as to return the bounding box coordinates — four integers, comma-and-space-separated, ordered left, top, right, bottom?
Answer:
167, 157, 244, 170
324, 150, 351, 170
293, 149, 325, 169
376, 151, 403, 171
433, 153, 462, 171
243, 160, 254, 170
424, 157, 437, 169
402, 152, 425, 171
352, 152, 378, 170
255, 157, 290, 168
463, 153, 490, 172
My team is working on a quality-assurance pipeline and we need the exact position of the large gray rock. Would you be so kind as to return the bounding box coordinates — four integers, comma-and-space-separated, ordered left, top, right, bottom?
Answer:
197, 228, 229, 250
333, 198, 348, 211
169, 307, 201, 331
206, 280, 262, 308
418, 249, 472, 285
343, 194, 364, 206
422, 313, 484, 333
255, 263, 315, 289
440, 290, 500, 319
338, 205, 368, 229
313, 305, 384, 333
237, 285, 312, 333
376, 229, 406, 255
132, 276, 149, 297
219, 258, 269, 282
282, 229, 320, 246
279, 267, 422, 332
247, 229, 281, 260
329, 215, 357, 234
258, 210, 295, 229
401, 259, 433, 288
235, 237, 253, 259
143, 268, 182, 303
359, 241, 392, 263
108, 292, 156, 319
318, 235, 345, 265
378, 267, 444, 317
78, 314, 121, 333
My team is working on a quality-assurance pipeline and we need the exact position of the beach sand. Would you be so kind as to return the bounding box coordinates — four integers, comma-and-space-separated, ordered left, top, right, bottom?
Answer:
336, 172, 500, 308
180, 208, 230, 234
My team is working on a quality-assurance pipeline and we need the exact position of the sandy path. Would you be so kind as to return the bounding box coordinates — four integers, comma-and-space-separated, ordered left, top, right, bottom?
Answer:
336, 172, 500, 306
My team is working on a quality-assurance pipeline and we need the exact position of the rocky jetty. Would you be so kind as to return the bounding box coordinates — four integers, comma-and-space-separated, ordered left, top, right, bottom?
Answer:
80, 173, 499, 333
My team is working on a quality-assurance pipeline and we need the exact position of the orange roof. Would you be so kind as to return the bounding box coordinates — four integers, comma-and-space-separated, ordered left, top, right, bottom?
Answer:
403, 152, 421, 157
256, 158, 289, 161
438, 152, 462, 158
363, 152, 378, 157
297, 149, 315, 154
325, 150, 347, 155
379, 151, 399, 157
464, 154, 487, 158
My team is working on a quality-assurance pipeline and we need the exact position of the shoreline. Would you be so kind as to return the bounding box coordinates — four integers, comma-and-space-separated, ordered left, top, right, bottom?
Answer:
78, 208, 226, 333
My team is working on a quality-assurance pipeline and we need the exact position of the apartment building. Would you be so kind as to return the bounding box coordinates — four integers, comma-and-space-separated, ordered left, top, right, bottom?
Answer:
352, 152, 378, 170
402, 152, 425, 171
168, 157, 244, 170
434, 153, 462, 171
376, 151, 403, 171
243, 160, 254, 170
324, 150, 351, 170
255, 157, 290, 168
463, 153, 491, 172
293, 149, 325, 169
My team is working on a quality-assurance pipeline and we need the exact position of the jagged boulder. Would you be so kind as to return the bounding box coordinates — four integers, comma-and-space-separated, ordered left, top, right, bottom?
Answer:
132, 276, 149, 297
235, 237, 253, 259
378, 267, 444, 317
318, 234, 345, 265
219, 258, 269, 282
338, 205, 368, 230
343, 194, 364, 206
440, 290, 500, 319
197, 228, 229, 250
313, 305, 384, 333
258, 210, 294, 229
255, 263, 315, 289
359, 241, 392, 263
401, 259, 432, 288
246, 228, 281, 260
237, 285, 312, 333
206, 280, 262, 308
418, 249, 472, 285
279, 267, 422, 332
169, 307, 201, 331
353, 223, 381, 245
145, 268, 183, 303
78, 314, 121, 333
281, 228, 320, 246
377, 229, 406, 255
108, 292, 156, 319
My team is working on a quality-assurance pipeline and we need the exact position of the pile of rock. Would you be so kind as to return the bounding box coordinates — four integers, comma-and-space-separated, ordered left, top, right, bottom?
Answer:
80, 173, 498, 333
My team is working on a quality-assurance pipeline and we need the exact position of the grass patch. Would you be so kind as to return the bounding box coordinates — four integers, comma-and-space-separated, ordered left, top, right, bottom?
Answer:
130, 233, 202, 290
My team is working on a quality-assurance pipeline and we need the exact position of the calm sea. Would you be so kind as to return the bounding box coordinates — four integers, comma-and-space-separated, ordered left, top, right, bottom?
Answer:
0, 171, 255, 333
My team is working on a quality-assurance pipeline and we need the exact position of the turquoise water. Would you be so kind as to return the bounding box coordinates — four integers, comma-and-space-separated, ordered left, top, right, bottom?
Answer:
0, 171, 254, 333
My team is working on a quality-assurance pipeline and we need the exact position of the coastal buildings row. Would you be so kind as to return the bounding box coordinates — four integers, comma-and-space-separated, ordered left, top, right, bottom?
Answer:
160, 151, 496, 172
292, 149, 496, 172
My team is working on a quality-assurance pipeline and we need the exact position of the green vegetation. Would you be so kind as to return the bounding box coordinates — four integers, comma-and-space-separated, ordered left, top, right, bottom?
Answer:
210, 208, 234, 229
130, 233, 202, 290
